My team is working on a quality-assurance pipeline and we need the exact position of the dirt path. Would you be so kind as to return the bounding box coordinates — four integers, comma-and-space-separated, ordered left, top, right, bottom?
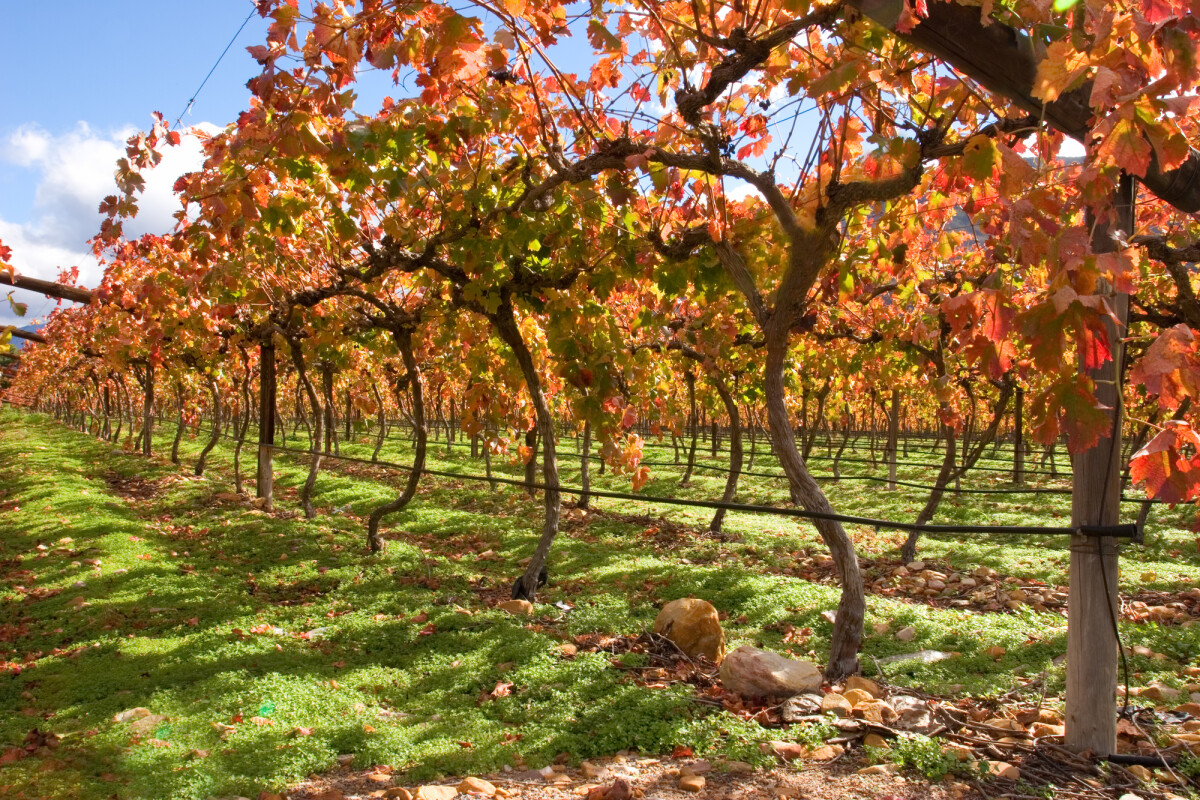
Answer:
284, 753, 981, 800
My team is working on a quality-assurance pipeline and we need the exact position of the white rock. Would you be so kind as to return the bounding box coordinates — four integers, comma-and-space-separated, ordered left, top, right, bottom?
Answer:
719, 646, 821, 700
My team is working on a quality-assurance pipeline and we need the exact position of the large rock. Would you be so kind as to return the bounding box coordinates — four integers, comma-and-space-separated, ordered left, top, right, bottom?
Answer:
781, 692, 822, 721
719, 646, 821, 700
653, 598, 726, 662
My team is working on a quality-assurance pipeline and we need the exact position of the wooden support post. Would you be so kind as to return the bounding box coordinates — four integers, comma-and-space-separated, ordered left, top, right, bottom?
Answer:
257, 340, 276, 509
887, 389, 899, 490
1013, 385, 1025, 484
1066, 177, 1133, 756
142, 362, 154, 457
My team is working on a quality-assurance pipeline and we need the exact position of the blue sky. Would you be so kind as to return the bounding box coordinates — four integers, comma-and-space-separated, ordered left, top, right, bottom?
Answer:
0, 0, 271, 324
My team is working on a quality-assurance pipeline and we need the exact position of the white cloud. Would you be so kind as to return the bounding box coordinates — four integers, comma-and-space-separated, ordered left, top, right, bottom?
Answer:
0, 122, 213, 326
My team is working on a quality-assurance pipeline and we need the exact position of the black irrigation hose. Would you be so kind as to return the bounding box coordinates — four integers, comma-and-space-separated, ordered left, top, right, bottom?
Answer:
378, 421, 1074, 478
173, 418, 1171, 505
27, 410, 1143, 537
256, 440, 1138, 539
676, 460, 1075, 496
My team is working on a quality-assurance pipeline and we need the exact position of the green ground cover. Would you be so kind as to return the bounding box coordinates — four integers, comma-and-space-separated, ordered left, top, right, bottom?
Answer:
0, 408, 1197, 799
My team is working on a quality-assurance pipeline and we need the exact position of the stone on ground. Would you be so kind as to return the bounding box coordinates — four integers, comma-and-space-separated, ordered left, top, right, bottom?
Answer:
498, 599, 533, 616
458, 777, 497, 796
843, 676, 882, 698
652, 598, 726, 662
414, 786, 457, 800
719, 645, 820, 699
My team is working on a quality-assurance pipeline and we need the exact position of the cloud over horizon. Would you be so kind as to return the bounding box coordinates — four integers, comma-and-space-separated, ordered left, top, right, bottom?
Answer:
1, 121, 216, 326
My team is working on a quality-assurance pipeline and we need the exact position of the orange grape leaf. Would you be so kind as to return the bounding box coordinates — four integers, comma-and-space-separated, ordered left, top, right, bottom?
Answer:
1130, 422, 1200, 504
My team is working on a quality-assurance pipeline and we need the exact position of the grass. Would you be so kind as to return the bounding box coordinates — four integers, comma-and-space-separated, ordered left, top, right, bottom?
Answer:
0, 408, 1197, 799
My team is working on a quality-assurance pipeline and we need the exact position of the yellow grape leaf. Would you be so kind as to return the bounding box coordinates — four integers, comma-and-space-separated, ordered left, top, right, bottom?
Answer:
1032, 41, 1091, 103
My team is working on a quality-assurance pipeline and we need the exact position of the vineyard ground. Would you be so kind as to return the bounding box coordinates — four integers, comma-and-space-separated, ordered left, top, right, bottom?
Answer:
0, 409, 1197, 800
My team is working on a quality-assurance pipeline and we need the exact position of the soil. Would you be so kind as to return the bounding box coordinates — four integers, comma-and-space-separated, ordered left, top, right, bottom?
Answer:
285, 752, 984, 800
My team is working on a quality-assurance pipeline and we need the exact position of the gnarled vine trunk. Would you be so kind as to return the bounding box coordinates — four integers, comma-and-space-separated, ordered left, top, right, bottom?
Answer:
681, 371, 699, 486
367, 329, 426, 553
764, 329, 863, 679
194, 376, 221, 476
493, 305, 560, 602
288, 340, 324, 519
708, 376, 742, 534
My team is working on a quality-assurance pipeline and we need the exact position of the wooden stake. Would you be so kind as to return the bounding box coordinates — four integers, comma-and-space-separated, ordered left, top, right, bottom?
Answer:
1066, 176, 1134, 755
142, 362, 154, 458
257, 340, 276, 509
887, 389, 899, 490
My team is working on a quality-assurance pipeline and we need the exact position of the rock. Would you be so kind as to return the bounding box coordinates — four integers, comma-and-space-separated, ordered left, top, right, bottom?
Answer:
808, 744, 843, 761
781, 692, 823, 720
857, 764, 899, 775
871, 622, 890, 635
1126, 765, 1153, 782
512, 770, 546, 781
895, 626, 916, 642
842, 688, 874, 708
498, 599, 533, 616
943, 743, 974, 762
863, 733, 890, 748
680, 761, 711, 776
313, 791, 345, 800
305, 626, 335, 640
384, 790, 412, 800
678, 775, 705, 793
586, 778, 633, 800
128, 714, 170, 735
580, 761, 606, 779
983, 717, 1024, 732
844, 676, 882, 698
414, 787, 457, 800
114, 707, 152, 723
927, 578, 947, 591
1030, 722, 1065, 738
877, 649, 954, 665
820, 692, 853, 718
767, 740, 806, 760
458, 778, 496, 796
854, 700, 896, 724
653, 598, 726, 662
720, 646, 821, 699
724, 761, 754, 774
906, 561, 926, 571
1141, 684, 1181, 703
1036, 708, 1063, 724
891, 696, 936, 734
1175, 702, 1200, 716
984, 761, 1020, 781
